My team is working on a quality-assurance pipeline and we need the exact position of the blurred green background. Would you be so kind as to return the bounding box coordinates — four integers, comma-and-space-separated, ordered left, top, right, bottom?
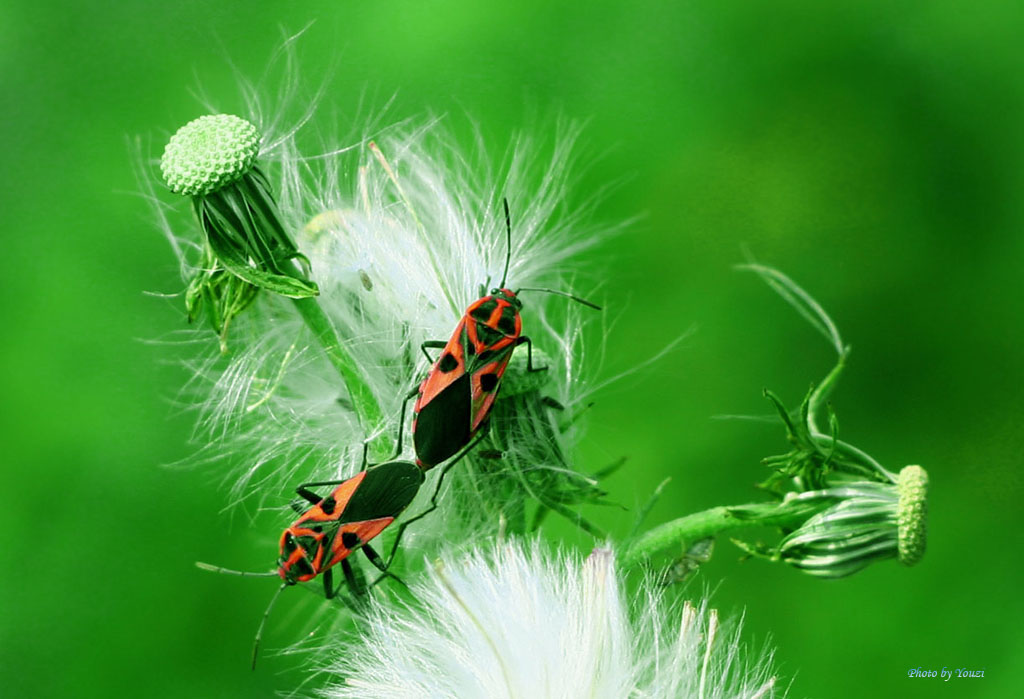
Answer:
3, 0, 1022, 696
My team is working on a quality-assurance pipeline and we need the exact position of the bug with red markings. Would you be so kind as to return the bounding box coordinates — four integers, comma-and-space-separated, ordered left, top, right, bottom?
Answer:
398, 199, 600, 470
197, 452, 455, 668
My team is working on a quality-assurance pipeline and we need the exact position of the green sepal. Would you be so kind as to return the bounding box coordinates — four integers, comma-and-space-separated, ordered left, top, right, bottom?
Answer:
184, 268, 208, 324
731, 482, 905, 578
203, 218, 319, 298
726, 497, 830, 525
183, 243, 261, 351
194, 169, 319, 299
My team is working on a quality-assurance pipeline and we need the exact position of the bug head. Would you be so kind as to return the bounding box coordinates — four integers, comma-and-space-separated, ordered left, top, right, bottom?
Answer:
489, 287, 523, 308
278, 530, 318, 584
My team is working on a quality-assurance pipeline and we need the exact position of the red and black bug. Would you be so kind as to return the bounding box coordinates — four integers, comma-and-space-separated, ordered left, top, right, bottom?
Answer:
198, 452, 458, 668
398, 199, 599, 470
275, 460, 423, 591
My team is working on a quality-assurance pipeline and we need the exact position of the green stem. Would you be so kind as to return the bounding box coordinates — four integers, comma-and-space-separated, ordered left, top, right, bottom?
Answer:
807, 351, 846, 434
621, 502, 811, 568
291, 296, 391, 457
194, 168, 393, 457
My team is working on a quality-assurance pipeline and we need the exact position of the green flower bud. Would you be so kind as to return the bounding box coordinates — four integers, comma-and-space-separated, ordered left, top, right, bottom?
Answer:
161, 115, 260, 196
773, 483, 899, 578
623, 267, 933, 582
897, 465, 928, 566
160, 114, 318, 333
761, 465, 930, 578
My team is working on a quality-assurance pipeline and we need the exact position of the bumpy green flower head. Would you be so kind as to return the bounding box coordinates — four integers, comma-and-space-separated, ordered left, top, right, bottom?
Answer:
897, 465, 928, 566
161, 114, 260, 196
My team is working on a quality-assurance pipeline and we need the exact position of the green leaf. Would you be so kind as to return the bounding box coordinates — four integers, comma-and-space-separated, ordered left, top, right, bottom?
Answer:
203, 216, 318, 298
738, 263, 845, 358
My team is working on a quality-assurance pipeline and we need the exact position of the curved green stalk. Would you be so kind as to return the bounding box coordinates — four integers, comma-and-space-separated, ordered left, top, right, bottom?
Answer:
621, 502, 813, 568
291, 295, 390, 456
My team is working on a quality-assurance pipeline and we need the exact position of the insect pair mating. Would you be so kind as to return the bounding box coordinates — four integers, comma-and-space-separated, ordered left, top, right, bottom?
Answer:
200, 200, 600, 667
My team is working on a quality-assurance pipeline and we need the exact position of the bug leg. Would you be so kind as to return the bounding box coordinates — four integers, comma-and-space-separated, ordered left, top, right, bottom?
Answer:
294, 473, 368, 507
360, 543, 389, 574
339, 558, 369, 599
383, 432, 487, 568
295, 486, 323, 506
381, 465, 454, 566
420, 340, 447, 364
398, 337, 447, 458
362, 544, 410, 590
295, 478, 354, 494
382, 514, 428, 570
393, 387, 419, 458
518, 336, 547, 373
322, 566, 334, 599
293, 478, 354, 505
540, 396, 565, 411
296, 445, 378, 504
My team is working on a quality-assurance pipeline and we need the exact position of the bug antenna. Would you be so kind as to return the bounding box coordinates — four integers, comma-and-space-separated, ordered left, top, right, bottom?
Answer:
516, 286, 603, 310
252, 583, 288, 670
195, 561, 279, 578
500, 197, 512, 288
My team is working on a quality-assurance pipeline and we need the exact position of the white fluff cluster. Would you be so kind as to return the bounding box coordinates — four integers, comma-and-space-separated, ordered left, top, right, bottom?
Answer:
323, 540, 780, 699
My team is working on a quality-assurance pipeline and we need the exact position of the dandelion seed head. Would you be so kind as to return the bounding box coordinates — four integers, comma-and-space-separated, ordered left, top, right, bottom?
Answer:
322, 539, 780, 699
160, 114, 260, 196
